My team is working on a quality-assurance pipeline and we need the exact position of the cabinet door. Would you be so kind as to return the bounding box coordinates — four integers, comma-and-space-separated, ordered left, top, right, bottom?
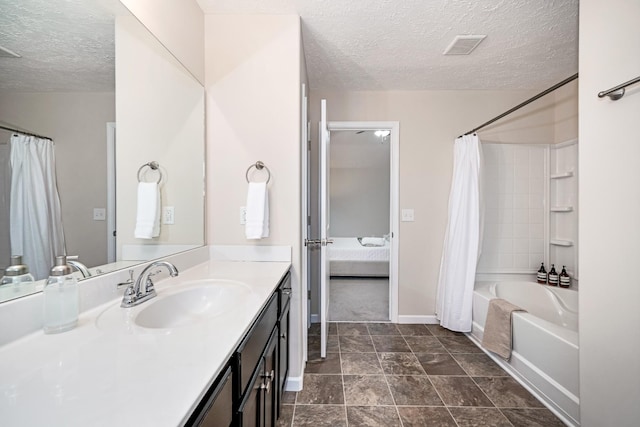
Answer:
185, 365, 233, 427
277, 301, 290, 416
238, 358, 265, 427
263, 330, 278, 427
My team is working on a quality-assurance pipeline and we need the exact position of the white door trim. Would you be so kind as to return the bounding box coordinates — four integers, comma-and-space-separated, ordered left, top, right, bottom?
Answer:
300, 83, 309, 364
326, 120, 400, 323
106, 122, 116, 263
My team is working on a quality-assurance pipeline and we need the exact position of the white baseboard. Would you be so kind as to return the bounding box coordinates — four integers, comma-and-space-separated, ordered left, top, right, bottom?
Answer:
397, 315, 439, 324
284, 375, 303, 392
310, 314, 319, 323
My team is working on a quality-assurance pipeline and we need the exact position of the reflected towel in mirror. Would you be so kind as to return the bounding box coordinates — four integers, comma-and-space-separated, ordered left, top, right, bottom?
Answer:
134, 182, 160, 239
245, 182, 269, 239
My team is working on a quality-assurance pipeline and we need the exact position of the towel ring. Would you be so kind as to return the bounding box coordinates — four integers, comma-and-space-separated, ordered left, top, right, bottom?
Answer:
137, 161, 162, 184
245, 161, 271, 184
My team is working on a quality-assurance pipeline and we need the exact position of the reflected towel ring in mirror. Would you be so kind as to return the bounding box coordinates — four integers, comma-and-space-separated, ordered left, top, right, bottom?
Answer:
245, 160, 271, 184
137, 161, 162, 184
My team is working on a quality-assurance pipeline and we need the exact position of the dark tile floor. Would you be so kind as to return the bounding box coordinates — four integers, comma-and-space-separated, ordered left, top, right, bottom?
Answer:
277, 322, 565, 427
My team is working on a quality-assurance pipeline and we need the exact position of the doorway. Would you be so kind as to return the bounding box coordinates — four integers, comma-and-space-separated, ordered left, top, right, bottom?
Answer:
318, 120, 399, 324
327, 129, 391, 321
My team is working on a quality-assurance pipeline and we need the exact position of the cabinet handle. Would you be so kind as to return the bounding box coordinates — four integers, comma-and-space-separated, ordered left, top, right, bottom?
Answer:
282, 288, 292, 295
260, 370, 274, 394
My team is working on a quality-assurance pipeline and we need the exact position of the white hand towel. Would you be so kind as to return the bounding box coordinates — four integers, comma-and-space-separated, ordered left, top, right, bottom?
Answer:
361, 237, 385, 246
134, 182, 161, 239
245, 182, 269, 239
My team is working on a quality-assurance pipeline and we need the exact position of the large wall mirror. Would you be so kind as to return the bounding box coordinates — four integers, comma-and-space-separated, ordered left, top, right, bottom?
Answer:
0, 0, 205, 303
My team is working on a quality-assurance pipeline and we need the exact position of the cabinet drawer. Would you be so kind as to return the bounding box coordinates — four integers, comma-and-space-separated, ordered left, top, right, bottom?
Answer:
237, 293, 278, 397
278, 272, 292, 316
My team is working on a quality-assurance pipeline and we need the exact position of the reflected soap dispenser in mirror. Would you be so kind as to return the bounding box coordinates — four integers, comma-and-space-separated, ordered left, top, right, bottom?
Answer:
0, 256, 36, 296
43, 256, 79, 334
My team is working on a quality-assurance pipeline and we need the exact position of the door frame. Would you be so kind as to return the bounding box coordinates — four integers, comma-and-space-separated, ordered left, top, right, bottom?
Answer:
326, 121, 400, 323
106, 122, 116, 263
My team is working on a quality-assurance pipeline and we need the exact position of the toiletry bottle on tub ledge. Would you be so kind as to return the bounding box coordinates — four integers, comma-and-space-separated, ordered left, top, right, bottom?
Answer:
548, 264, 559, 286
537, 263, 547, 284
559, 266, 571, 288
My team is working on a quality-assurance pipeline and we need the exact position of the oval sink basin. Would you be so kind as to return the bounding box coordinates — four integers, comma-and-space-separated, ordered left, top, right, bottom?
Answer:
135, 280, 252, 329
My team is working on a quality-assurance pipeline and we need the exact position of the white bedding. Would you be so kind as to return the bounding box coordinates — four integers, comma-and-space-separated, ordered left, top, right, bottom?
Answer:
329, 237, 390, 262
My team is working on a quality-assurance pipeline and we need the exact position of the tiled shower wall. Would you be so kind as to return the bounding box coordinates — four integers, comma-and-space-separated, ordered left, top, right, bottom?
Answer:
477, 143, 547, 274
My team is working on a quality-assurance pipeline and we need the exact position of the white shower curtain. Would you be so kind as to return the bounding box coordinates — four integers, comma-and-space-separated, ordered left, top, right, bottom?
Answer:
436, 133, 483, 332
10, 134, 66, 280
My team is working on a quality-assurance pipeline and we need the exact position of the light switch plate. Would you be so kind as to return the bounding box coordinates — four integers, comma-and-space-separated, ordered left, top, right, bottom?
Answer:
162, 206, 175, 224
401, 209, 415, 222
240, 207, 247, 225
93, 208, 106, 221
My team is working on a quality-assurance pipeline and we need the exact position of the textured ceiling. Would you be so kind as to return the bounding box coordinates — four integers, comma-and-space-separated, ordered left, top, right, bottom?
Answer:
0, 0, 120, 92
197, 0, 579, 91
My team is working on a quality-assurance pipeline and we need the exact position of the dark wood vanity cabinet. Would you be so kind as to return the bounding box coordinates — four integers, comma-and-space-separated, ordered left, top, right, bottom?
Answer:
186, 271, 290, 427
277, 274, 291, 414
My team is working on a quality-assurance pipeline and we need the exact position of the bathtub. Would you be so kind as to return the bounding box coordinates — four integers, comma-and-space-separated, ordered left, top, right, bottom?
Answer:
470, 281, 579, 426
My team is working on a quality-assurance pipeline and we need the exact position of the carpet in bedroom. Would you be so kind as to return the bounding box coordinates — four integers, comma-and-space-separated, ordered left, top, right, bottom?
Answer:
329, 277, 389, 321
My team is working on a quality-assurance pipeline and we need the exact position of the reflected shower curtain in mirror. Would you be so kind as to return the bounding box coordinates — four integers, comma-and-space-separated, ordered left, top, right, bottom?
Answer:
436, 133, 483, 332
10, 134, 66, 280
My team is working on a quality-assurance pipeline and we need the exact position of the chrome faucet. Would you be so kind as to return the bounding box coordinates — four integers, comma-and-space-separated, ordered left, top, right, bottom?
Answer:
66, 256, 92, 278
121, 261, 179, 308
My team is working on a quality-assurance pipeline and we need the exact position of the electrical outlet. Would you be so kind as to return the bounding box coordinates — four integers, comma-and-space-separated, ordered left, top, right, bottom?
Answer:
162, 206, 175, 224
93, 208, 106, 221
401, 209, 415, 222
240, 207, 247, 225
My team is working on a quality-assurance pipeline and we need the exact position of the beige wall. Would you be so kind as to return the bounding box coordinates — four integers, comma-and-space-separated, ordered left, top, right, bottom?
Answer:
115, 16, 205, 258
579, 0, 640, 425
119, 0, 204, 84
309, 89, 575, 317
553, 80, 579, 143
0, 92, 115, 269
205, 14, 305, 381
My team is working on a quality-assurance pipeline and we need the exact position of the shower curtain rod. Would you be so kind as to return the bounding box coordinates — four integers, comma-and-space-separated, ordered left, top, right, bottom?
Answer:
461, 73, 579, 137
0, 125, 52, 141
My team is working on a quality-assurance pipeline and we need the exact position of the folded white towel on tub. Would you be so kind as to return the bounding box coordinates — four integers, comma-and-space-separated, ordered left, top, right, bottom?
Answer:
245, 182, 269, 239
134, 182, 161, 239
360, 237, 385, 246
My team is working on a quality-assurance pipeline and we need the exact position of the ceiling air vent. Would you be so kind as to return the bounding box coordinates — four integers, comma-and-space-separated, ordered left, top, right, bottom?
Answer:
0, 45, 21, 58
443, 35, 486, 55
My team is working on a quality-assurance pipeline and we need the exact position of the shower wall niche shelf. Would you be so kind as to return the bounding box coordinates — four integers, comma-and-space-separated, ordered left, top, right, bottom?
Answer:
550, 171, 574, 179
550, 206, 574, 212
550, 239, 574, 247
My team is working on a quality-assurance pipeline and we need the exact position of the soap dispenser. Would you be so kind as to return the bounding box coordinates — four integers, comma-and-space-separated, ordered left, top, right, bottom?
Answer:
43, 256, 79, 334
1, 255, 35, 288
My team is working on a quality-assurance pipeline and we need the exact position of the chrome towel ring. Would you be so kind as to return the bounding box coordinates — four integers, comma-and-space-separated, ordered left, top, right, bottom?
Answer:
137, 161, 162, 184
245, 161, 271, 184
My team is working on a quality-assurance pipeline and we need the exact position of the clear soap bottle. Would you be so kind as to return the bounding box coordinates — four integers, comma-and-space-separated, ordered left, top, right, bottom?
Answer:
43, 256, 79, 334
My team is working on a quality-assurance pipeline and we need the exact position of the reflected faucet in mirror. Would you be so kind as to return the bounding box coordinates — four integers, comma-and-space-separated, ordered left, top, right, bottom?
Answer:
66, 256, 92, 278
121, 261, 179, 308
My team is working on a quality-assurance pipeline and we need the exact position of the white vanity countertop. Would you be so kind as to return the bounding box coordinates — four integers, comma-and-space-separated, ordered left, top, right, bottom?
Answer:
0, 260, 291, 427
